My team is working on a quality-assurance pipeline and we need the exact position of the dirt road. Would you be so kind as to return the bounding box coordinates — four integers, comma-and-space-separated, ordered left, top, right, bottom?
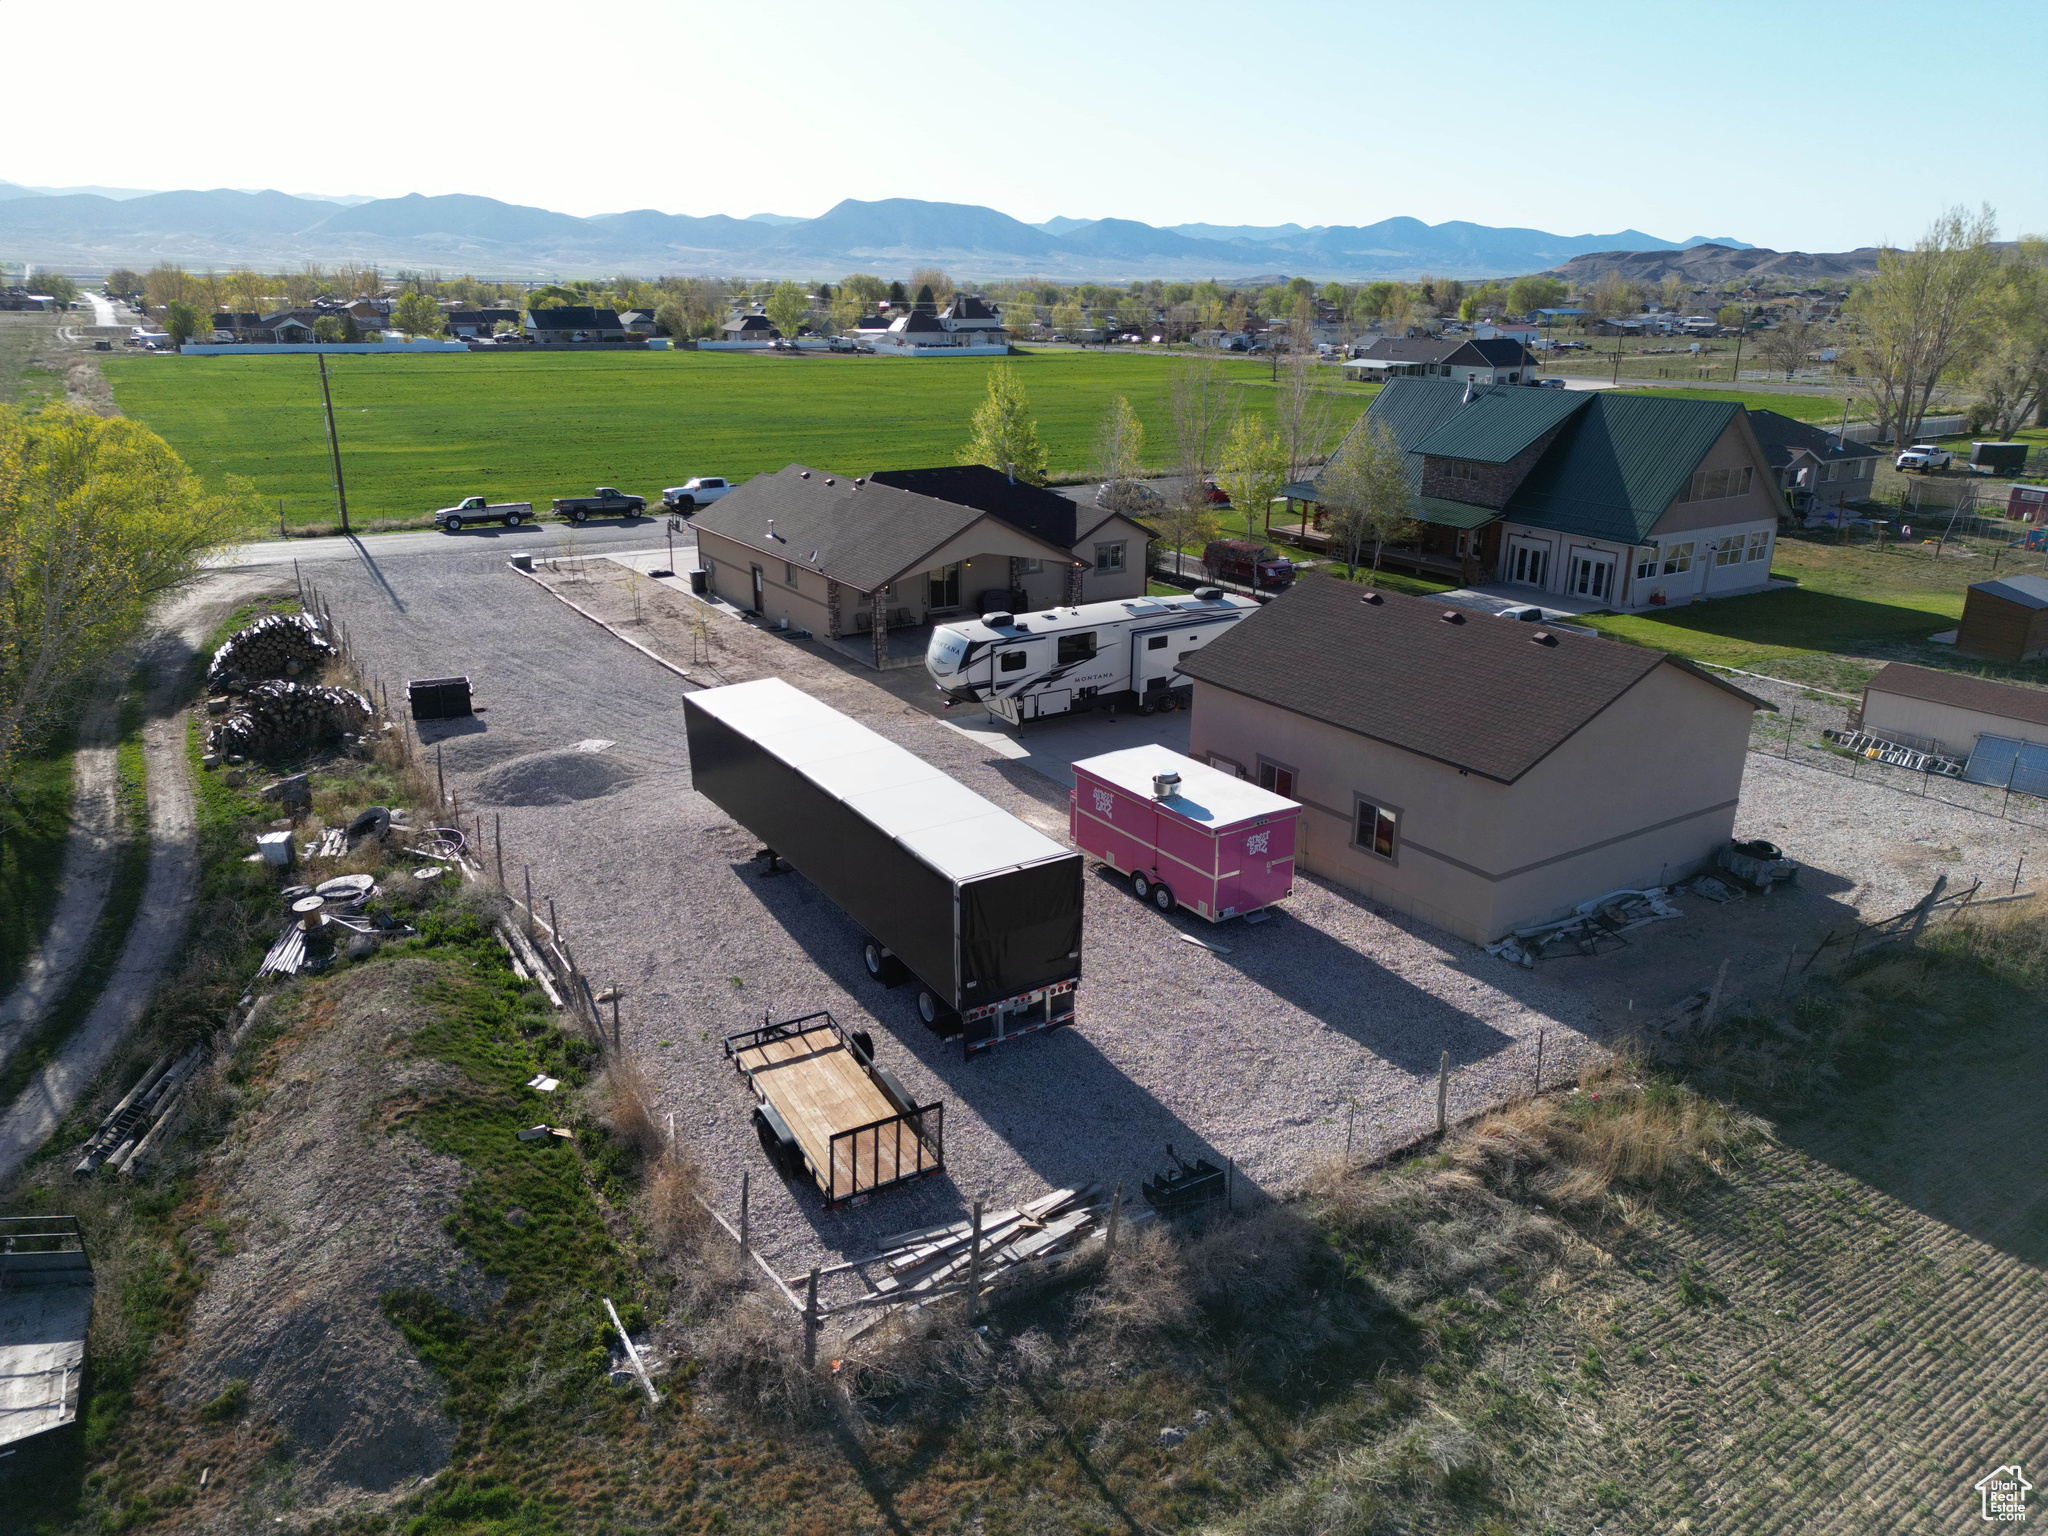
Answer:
0, 571, 285, 1183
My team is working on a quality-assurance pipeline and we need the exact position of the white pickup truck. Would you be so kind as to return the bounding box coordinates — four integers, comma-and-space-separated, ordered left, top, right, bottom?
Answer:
661, 476, 733, 513
1895, 443, 1953, 472
434, 496, 533, 530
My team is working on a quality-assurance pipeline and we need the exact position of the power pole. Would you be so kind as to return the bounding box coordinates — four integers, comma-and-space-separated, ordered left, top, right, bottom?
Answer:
1730, 333, 1744, 386
316, 352, 349, 535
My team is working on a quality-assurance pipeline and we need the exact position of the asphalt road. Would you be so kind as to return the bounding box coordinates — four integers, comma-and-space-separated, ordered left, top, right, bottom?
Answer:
221, 515, 695, 569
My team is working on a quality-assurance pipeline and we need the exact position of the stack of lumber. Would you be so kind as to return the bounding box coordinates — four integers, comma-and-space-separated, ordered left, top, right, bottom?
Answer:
207, 612, 335, 686
73, 1043, 207, 1178
864, 1186, 1103, 1303
210, 682, 372, 759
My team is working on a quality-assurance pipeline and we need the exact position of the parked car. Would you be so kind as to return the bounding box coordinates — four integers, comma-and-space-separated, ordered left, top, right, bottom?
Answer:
1535, 377, 1568, 389
662, 476, 733, 512
435, 496, 533, 531
1198, 478, 1230, 504
552, 487, 646, 523
1097, 480, 1164, 512
1895, 444, 1953, 472
1202, 539, 1294, 592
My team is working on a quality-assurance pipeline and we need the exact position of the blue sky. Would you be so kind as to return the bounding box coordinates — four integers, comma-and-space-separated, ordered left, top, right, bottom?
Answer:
15, 0, 2045, 250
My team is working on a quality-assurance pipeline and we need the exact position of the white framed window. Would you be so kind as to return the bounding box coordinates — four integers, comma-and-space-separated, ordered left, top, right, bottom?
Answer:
1095, 542, 1126, 572
1019, 558, 1043, 575
1747, 530, 1771, 562
1257, 759, 1297, 797
1209, 753, 1244, 777
1685, 465, 1755, 501
1353, 796, 1398, 861
1635, 547, 1658, 580
1713, 536, 1744, 567
1448, 459, 1480, 484
785, 561, 798, 586
1662, 542, 1695, 575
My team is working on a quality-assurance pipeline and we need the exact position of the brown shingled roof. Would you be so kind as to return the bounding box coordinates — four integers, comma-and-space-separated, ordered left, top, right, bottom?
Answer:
1175, 578, 1767, 783
1865, 662, 2048, 728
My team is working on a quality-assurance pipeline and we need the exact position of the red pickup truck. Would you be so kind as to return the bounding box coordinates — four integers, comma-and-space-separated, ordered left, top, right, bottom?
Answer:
1202, 539, 1294, 592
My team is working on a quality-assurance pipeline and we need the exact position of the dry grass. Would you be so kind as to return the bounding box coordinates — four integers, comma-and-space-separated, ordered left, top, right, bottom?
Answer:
597, 1053, 662, 1160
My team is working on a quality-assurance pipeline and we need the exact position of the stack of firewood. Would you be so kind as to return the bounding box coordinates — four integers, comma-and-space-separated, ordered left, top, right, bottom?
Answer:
211, 681, 372, 758
208, 612, 335, 686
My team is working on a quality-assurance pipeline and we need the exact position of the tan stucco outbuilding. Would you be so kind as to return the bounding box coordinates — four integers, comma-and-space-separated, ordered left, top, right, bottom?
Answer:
1857, 662, 2048, 757
1177, 580, 1771, 943
691, 465, 1148, 667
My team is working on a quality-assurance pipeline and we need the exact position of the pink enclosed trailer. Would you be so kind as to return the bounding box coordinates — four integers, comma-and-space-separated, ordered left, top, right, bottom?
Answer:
1070, 745, 1300, 922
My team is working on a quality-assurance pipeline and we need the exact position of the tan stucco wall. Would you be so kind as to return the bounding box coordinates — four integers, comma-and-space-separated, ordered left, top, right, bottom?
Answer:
1860, 691, 2048, 757
1076, 516, 1149, 603
1188, 662, 1754, 942
695, 528, 837, 631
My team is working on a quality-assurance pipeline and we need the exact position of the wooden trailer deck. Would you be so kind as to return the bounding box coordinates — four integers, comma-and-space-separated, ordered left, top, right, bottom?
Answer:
732, 1022, 940, 1201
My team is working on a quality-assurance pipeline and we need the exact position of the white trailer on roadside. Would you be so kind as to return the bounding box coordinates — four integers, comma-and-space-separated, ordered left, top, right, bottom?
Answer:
925, 587, 1259, 724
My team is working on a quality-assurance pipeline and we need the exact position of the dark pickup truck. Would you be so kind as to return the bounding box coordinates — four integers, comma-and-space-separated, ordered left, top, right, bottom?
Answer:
551, 487, 646, 523
1202, 538, 1294, 592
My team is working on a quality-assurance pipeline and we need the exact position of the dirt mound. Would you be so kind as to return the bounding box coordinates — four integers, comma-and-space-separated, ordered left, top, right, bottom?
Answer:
170, 959, 496, 1522
472, 748, 635, 806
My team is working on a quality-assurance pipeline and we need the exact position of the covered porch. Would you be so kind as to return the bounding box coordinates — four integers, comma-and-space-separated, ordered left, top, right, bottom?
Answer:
1266, 492, 1504, 585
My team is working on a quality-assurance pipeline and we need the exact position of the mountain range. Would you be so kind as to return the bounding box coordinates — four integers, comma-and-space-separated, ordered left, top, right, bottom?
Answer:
0, 181, 1767, 281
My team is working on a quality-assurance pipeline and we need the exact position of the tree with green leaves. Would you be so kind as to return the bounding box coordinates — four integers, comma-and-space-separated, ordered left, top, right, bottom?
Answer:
1319, 419, 1415, 577
34, 272, 79, 308
764, 281, 811, 340
1505, 275, 1567, 317
162, 302, 202, 346
1093, 395, 1145, 489
104, 268, 143, 298
312, 316, 346, 343
0, 405, 241, 780
1216, 415, 1287, 540
1972, 238, 2048, 437
392, 289, 444, 337
960, 363, 1047, 484
1850, 204, 2005, 446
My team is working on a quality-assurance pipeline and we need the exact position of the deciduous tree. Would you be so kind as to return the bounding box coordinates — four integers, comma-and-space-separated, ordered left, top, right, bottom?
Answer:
1972, 238, 2048, 437
0, 406, 241, 780
1167, 354, 1236, 503
1216, 415, 1287, 539
960, 363, 1047, 484
162, 302, 202, 346
392, 289, 444, 337
764, 280, 810, 340
1319, 419, 1415, 577
1849, 204, 2004, 446
1093, 395, 1145, 488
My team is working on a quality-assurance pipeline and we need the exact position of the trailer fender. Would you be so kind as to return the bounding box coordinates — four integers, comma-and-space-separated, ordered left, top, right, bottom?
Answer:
870, 1064, 915, 1116
753, 1103, 802, 1175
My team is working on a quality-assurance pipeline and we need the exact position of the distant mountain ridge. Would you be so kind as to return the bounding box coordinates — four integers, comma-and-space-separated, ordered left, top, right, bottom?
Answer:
0, 181, 1768, 281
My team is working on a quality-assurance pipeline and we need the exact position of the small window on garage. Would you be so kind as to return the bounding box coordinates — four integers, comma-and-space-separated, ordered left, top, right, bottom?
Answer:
1354, 797, 1398, 860
1000, 651, 1028, 672
1094, 542, 1126, 572
1147, 635, 1168, 650
785, 561, 798, 586
1057, 631, 1097, 664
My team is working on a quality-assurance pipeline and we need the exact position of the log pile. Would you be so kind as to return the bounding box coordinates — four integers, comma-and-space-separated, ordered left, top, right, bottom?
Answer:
210, 681, 373, 760
208, 612, 335, 686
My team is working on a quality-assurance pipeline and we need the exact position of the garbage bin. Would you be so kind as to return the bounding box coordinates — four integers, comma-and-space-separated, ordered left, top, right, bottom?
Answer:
689, 568, 708, 594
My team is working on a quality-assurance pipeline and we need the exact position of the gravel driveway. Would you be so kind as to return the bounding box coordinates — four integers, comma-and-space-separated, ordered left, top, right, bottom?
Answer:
306, 545, 2048, 1288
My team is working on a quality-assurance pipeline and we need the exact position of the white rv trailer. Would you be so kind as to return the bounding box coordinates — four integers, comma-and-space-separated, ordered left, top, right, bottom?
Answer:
925, 587, 1260, 724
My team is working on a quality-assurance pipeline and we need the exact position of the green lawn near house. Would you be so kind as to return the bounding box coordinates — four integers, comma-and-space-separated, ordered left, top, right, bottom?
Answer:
99, 348, 1377, 537
1581, 531, 2048, 691
0, 742, 77, 998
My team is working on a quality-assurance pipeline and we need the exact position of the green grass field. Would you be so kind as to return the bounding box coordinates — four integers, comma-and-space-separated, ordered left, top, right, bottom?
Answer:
100, 349, 1376, 536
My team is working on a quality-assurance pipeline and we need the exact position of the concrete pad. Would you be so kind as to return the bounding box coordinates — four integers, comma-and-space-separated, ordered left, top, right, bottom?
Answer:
941, 705, 1193, 790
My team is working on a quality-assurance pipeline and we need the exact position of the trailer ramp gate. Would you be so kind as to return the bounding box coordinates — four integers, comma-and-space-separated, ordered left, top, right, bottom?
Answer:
725, 1013, 944, 1207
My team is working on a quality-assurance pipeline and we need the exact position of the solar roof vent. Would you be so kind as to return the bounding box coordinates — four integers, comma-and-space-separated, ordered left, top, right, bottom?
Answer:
1531, 630, 1558, 646
1360, 590, 1383, 605
1439, 609, 1466, 624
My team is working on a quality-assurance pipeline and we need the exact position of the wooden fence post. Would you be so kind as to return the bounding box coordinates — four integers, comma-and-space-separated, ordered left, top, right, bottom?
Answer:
1700, 958, 1730, 1031
966, 1200, 984, 1323
495, 813, 505, 889
740, 1171, 749, 1255
1533, 1028, 1545, 1094
524, 865, 535, 937
1105, 1180, 1123, 1257
436, 745, 445, 808
803, 1267, 820, 1369
1436, 1050, 1450, 1134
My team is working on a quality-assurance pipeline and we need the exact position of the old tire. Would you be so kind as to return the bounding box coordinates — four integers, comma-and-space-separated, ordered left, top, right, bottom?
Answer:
444, 515, 463, 532
1151, 882, 1176, 914
503, 510, 522, 527
1132, 871, 1153, 902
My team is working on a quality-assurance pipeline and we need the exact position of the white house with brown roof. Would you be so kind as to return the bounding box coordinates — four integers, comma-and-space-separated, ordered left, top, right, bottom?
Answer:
1177, 579, 1771, 941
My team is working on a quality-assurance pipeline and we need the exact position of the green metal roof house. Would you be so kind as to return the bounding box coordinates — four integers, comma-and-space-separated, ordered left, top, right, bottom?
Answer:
1320, 380, 1783, 610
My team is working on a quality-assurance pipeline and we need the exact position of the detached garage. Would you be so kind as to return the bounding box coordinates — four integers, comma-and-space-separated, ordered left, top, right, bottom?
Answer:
1955, 575, 2048, 663
1176, 580, 1772, 943
1857, 661, 2048, 775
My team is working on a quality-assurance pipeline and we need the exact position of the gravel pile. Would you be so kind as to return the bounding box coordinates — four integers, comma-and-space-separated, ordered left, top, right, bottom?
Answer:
472, 747, 637, 806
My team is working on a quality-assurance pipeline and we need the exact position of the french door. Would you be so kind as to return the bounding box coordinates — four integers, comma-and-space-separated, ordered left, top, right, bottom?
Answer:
1568, 553, 1613, 600
1509, 540, 1549, 588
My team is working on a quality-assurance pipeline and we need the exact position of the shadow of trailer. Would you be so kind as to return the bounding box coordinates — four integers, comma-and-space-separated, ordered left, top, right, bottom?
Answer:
725, 1012, 946, 1208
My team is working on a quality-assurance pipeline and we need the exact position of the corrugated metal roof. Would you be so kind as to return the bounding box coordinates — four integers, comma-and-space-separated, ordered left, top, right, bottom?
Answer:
1408, 385, 1591, 464
1505, 393, 1741, 546
1414, 496, 1503, 530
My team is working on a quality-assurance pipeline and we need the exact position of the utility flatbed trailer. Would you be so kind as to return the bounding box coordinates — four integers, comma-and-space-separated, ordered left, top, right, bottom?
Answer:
725, 1012, 944, 1207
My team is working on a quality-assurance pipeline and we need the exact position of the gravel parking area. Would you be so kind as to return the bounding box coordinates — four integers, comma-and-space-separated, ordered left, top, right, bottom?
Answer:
305, 547, 2048, 1292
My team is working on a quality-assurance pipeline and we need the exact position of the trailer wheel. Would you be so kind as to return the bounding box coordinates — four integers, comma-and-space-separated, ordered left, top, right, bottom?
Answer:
503, 510, 522, 527
916, 988, 947, 1028
753, 1108, 798, 1174
1150, 881, 1177, 914
1132, 870, 1153, 902
849, 1028, 874, 1063
444, 514, 463, 532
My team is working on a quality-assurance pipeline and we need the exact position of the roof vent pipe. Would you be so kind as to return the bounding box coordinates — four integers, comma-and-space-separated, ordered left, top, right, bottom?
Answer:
1151, 771, 1182, 800
1461, 380, 1475, 404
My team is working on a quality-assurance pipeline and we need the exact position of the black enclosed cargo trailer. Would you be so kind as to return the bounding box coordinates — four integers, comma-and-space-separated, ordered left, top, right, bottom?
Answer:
683, 678, 1083, 1051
